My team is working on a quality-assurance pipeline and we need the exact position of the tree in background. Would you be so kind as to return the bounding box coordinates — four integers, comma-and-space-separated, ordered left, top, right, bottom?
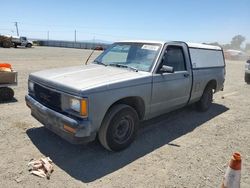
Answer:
230, 35, 245, 50
205, 35, 247, 50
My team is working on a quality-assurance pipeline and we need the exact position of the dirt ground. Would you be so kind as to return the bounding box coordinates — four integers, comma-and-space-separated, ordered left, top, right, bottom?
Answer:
0, 46, 249, 188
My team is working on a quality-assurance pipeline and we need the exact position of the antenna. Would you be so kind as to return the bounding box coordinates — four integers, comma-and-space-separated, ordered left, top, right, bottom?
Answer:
84, 49, 95, 65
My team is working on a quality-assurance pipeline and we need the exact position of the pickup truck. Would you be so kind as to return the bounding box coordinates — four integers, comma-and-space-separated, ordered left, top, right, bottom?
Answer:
25, 40, 225, 151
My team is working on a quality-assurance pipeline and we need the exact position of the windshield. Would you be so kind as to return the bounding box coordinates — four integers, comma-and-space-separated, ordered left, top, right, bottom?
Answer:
94, 42, 161, 72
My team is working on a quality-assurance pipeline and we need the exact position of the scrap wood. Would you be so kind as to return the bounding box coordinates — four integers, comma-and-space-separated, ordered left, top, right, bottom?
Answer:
28, 157, 54, 179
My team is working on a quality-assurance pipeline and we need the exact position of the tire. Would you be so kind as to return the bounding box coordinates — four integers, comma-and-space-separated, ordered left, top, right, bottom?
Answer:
0, 87, 14, 102
98, 104, 139, 151
245, 73, 250, 84
196, 86, 213, 112
26, 43, 32, 48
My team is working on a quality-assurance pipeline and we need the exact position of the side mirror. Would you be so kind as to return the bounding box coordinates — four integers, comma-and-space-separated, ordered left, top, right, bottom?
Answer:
160, 65, 174, 73
247, 59, 250, 64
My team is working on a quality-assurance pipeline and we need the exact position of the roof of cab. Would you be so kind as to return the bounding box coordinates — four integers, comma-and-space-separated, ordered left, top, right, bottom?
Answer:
117, 40, 222, 50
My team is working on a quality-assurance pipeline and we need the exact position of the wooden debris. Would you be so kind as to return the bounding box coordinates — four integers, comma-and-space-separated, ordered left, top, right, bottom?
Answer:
28, 157, 54, 179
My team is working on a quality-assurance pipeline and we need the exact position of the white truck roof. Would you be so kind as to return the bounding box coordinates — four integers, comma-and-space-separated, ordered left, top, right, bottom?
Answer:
186, 42, 221, 50
117, 40, 222, 50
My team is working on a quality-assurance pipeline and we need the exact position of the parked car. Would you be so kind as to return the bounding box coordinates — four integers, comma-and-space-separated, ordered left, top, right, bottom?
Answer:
94, 45, 104, 51
12, 36, 33, 48
245, 59, 250, 84
224, 49, 248, 61
26, 40, 225, 151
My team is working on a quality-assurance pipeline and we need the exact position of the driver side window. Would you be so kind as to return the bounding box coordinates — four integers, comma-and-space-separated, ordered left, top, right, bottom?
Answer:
162, 46, 186, 72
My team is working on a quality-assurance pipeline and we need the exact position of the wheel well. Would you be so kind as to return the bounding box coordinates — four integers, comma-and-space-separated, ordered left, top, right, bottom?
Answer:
206, 80, 217, 91
109, 97, 145, 120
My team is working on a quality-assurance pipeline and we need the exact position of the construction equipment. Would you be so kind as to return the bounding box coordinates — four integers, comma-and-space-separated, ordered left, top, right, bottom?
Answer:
0, 63, 17, 101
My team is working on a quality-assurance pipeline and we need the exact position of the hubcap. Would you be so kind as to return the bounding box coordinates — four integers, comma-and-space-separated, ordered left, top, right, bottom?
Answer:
113, 116, 133, 144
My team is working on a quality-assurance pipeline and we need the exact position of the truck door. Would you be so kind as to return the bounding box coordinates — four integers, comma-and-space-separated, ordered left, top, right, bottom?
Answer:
150, 43, 192, 117
20, 37, 27, 46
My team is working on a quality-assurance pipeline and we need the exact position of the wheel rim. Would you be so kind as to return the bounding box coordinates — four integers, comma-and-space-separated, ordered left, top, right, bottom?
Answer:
112, 115, 134, 144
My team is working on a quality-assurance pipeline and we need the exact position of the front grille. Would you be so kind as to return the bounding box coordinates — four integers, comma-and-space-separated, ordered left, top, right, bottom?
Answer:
34, 84, 62, 112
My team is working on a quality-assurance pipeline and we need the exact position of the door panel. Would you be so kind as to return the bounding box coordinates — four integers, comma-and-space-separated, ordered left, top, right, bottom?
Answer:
150, 44, 192, 118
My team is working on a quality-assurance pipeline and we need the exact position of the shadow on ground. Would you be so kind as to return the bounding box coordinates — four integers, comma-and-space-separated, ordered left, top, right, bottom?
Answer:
26, 103, 228, 183
0, 97, 18, 104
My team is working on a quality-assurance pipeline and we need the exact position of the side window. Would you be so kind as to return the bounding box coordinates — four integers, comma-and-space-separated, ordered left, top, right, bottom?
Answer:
162, 46, 186, 72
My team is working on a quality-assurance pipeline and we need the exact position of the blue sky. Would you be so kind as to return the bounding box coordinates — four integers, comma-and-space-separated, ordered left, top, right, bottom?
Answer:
0, 0, 249, 44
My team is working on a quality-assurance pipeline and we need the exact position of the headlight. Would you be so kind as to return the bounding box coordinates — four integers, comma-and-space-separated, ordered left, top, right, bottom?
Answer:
69, 97, 88, 117
28, 81, 34, 92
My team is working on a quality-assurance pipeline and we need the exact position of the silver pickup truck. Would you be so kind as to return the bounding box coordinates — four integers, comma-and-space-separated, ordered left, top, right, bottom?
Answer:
26, 40, 225, 151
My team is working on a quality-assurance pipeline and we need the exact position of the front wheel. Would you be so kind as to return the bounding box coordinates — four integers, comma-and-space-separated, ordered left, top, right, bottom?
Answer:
98, 104, 139, 151
196, 86, 213, 112
26, 43, 32, 48
0, 87, 14, 102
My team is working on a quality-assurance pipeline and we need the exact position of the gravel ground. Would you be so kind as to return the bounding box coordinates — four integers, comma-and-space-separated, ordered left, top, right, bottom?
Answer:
0, 46, 249, 188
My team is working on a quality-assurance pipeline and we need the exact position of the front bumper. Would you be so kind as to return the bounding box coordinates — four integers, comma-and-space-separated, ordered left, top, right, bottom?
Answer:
25, 95, 96, 144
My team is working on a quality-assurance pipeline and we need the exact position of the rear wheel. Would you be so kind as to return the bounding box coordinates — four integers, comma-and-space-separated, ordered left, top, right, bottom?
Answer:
0, 87, 14, 102
196, 86, 213, 112
98, 104, 139, 151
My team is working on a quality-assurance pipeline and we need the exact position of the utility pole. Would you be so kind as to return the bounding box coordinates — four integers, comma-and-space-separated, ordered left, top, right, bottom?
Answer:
47, 31, 49, 41
14, 22, 19, 36
74, 30, 76, 43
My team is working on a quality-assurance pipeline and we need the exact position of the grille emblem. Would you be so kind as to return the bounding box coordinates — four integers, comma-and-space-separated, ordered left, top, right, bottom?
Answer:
39, 92, 50, 102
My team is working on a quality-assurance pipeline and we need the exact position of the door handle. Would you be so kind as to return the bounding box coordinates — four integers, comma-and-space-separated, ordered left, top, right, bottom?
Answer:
183, 73, 190, 78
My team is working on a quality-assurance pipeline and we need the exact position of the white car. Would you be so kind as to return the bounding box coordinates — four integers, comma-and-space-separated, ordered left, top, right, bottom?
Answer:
224, 49, 248, 60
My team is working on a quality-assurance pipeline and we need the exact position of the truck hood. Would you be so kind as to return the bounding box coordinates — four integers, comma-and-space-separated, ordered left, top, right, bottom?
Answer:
29, 63, 151, 95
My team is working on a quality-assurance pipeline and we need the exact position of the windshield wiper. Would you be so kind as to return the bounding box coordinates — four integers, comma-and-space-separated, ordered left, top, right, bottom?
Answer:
109, 63, 138, 72
94, 60, 107, 66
